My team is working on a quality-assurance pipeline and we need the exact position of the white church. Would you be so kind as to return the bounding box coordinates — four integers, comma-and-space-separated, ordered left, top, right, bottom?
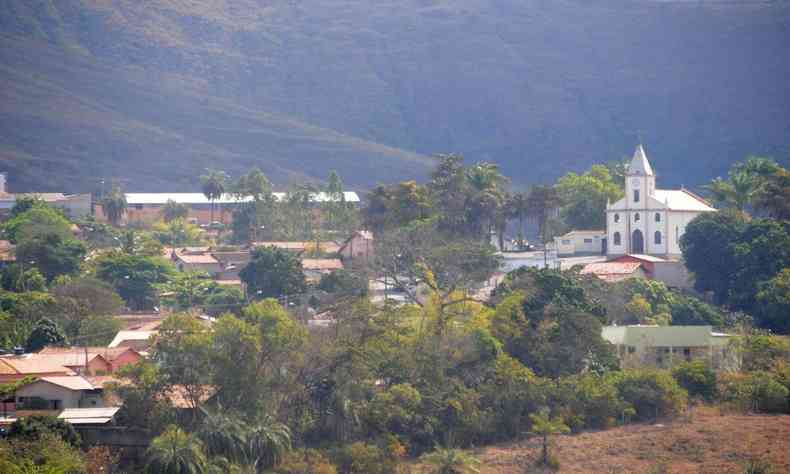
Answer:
606, 145, 716, 259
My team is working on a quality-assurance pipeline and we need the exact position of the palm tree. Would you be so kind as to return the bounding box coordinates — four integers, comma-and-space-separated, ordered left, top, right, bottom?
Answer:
509, 192, 529, 249
526, 185, 562, 244
420, 448, 481, 474
101, 186, 127, 226
246, 415, 292, 471
528, 410, 570, 467
466, 162, 509, 240
201, 169, 228, 223
196, 410, 291, 472
145, 425, 208, 474
197, 410, 249, 465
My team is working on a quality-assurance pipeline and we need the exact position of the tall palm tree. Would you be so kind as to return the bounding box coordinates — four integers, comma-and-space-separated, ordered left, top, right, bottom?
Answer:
526, 185, 562, 244
145, 425, 208, 474
420, 448, 481, 474
509, 192, 529, 248
201, 169, 228, 223
466, 162, 509, 240
101, 186, 127, 227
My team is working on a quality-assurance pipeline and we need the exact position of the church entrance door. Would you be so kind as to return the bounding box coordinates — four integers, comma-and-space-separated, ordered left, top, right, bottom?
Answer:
632, 229, 644, 254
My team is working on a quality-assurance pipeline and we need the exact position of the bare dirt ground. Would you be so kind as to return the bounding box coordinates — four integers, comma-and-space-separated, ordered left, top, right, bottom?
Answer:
469, 408, 790, 473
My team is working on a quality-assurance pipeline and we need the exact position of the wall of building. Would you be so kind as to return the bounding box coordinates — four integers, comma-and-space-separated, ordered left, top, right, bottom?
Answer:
15, 383, 82, 410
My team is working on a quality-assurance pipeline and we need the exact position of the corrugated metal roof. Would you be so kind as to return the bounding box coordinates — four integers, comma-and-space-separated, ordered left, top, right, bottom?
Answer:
125, 192, 360, 205
58, 407, 120, 424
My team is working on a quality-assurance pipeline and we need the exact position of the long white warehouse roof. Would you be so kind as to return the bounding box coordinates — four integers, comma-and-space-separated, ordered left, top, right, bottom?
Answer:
124, 192, 360, 205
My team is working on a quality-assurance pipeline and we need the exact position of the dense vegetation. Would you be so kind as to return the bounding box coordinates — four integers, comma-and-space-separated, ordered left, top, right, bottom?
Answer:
1, 1, 789, 192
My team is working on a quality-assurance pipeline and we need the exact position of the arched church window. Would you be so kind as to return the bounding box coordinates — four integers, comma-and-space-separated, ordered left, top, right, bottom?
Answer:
655, 213, 661, 222
614, 213, 620, 223
634, 213, 640, 222
655, 231, 662, 245
634, 190, 640, 202
613, 232, 621, 246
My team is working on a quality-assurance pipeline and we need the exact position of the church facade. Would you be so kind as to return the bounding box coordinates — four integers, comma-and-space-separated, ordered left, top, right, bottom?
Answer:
606, 145, 716, 259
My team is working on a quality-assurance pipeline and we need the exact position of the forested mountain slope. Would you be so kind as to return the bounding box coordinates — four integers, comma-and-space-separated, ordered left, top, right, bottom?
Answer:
0, 0, 788, 192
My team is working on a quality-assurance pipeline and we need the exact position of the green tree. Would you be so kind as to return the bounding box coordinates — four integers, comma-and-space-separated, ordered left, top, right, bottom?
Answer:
51, 276, 123, 339
420, 448, 481, 474
528, 410, 570, 467
680, 210, 746, 305
201, 169, 229, 224
145, 425, 208, 474
101, 186, 127, 227
25, 317, 66, 352
669, 295, 725, 327
0, 433, 85, 473
111, 360, 174, 432
753, 167, 790, 219
526, 184, 563, 243
755, 269, 790, 334
240, 246, 306, 300
162, 199, 190, 222
555, 164, 622, 230
3, 203, 72, 244
8, 415, 81, 446
508, 191, 529, 248
94, 251, 175, 310
15, 233, 86, 282
77, 314, 123, 346
153, 314, 213, 423
233, 168, 275, 243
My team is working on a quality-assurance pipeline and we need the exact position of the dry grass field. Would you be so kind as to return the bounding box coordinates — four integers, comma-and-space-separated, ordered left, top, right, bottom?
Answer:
424, 408, 790, 473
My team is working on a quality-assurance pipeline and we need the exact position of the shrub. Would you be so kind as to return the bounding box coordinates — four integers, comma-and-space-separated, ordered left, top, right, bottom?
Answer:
276, 448, 338, 474
332, 442, 399, 474
672, 361, 718, 401
719, 372, 789, 414
8, 415, 81, 446
609, 370, 688, 421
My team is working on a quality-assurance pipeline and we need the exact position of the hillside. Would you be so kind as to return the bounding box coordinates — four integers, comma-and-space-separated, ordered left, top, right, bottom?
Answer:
0, 0, 789, 193
445, 408, 790, 473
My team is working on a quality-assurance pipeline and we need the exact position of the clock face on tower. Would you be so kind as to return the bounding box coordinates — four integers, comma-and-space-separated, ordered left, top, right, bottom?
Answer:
631, 178, 640, 187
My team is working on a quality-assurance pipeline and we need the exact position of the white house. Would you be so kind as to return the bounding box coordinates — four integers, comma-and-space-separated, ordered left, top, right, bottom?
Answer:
606, 145, 716, 258
553, 230, 606, 256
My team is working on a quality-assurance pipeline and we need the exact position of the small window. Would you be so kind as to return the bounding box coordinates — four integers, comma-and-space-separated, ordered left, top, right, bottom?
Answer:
613, 232, 621, 246
562, 240, 571, 245
135, 204, 143, 210
683, 348, 691, 361
583, 238, 593, 244
655, 212, 661, 222
634, 190, 640, 202
627, 346, 636, 354
634, 213, 640, 222
614, 213, 620, 223
654, 231, 662, 245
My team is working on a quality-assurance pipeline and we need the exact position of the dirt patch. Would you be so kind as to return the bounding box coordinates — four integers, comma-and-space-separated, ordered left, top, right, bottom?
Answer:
467, 408, 790, 473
